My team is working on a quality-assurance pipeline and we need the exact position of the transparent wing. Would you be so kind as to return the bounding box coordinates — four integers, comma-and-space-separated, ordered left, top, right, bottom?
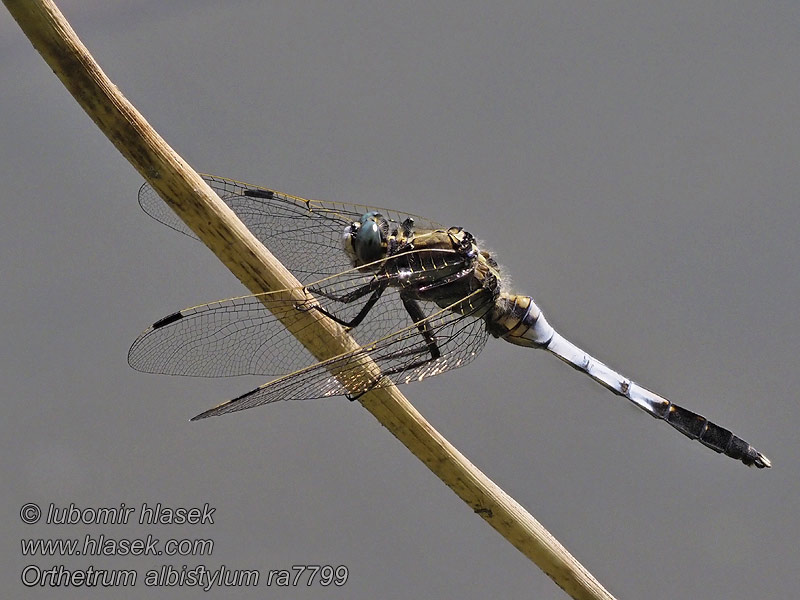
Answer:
128, 249, 468, 378
190, 289, 493, 419
138, 174, 443, 282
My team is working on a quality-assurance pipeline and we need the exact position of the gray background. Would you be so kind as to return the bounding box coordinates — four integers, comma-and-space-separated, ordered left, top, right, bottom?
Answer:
3, 2, 798, 598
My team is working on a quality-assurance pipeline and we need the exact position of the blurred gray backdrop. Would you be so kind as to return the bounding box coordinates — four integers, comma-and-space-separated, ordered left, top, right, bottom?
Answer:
3, 2, 798, 598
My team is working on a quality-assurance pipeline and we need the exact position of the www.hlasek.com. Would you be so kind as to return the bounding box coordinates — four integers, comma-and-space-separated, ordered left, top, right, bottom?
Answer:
19, 502, 348, 589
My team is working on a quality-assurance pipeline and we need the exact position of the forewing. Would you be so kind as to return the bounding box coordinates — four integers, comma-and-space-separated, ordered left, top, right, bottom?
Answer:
138, 174, 442, 282
128, 290, 316, 378
190, 290, 493, 419
128, 250, 465, 378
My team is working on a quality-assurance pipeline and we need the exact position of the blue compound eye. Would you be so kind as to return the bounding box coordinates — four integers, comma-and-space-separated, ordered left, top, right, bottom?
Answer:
353, 212, 387, 264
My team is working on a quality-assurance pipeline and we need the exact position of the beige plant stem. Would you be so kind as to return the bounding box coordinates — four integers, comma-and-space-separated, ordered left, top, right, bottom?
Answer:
4, 2, 617, 598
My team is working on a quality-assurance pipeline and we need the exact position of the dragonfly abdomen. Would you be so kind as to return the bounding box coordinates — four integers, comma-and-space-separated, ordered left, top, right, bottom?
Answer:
487, 292, 771, 468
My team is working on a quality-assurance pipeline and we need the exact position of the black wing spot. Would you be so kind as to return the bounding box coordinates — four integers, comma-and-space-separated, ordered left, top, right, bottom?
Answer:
243, 189, 275, 199
152, 311, 184, 329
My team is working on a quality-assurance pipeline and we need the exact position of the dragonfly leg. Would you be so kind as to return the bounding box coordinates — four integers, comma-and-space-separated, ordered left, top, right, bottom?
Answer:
302, 280, 388, 328
400, 296, 441, 360
308, 277, 384, 304
346, 375, 383, 401
377, 296, 442, 377
345, 297, 443, 400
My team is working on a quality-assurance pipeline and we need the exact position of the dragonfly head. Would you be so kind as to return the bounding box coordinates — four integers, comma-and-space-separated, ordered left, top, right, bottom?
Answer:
343, 211, 389, 266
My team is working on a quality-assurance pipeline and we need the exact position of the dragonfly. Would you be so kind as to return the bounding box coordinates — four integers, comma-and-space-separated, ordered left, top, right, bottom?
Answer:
129, 174, 771, 468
